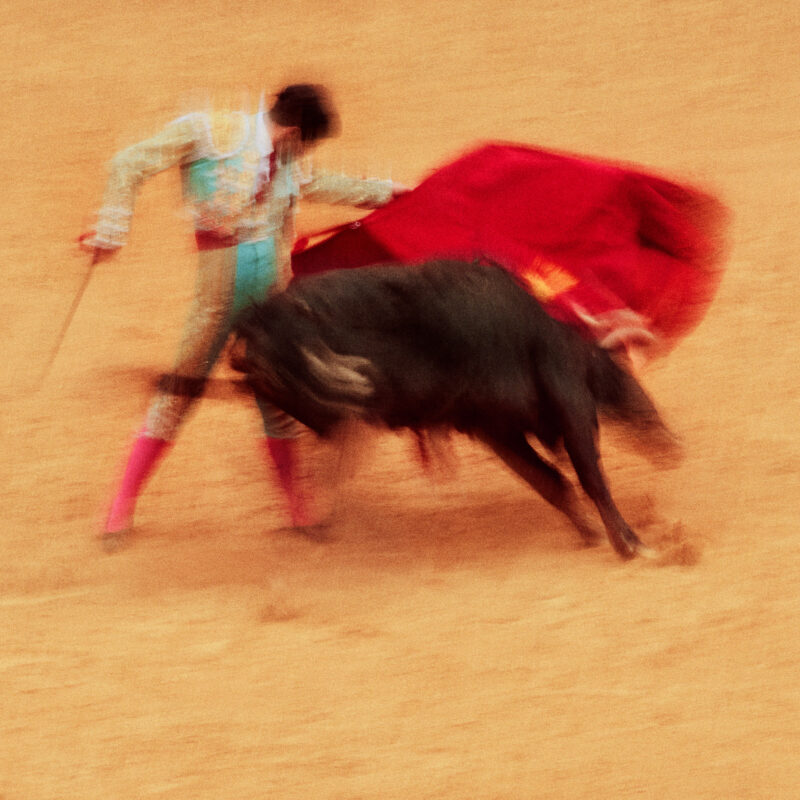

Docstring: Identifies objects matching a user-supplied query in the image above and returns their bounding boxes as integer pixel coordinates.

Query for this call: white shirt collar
[255,111,272,158]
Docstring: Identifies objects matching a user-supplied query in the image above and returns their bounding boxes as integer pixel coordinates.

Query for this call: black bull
[232,260,682,559]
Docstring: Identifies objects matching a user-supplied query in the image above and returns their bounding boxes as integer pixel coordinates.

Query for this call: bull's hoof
[608,528,646,560]
[612,534,657,560]
[633,541,658,559]
[578,535,602,550]
[577,524,603,547]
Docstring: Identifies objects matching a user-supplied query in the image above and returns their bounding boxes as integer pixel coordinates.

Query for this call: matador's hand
[77,231,119,264]
[390,182,412,198]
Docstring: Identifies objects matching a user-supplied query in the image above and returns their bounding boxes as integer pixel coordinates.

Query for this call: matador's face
[272,125,307,162]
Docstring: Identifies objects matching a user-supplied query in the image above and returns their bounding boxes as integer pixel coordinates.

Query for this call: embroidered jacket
[91,110,394,253]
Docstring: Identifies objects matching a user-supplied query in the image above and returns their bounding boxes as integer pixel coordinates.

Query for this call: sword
[38,241,108,388]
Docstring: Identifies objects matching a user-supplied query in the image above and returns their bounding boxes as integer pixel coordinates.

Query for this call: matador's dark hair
[269,83,340,143]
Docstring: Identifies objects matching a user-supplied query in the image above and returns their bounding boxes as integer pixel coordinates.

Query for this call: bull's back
[282,261,582,430]
[287,260,558,357]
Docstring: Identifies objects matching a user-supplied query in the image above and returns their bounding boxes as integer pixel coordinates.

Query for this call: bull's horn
[301,345,374,399]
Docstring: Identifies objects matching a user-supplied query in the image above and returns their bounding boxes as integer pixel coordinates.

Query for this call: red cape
[292,143,729,356]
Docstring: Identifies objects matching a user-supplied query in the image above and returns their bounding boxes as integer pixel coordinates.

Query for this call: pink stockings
[102,432,310,543]
[103,433,171,537]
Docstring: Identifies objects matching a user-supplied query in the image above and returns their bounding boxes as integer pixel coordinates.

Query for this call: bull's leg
[555,400,648,559]
[479,429,602,546]
[313,419,373,525]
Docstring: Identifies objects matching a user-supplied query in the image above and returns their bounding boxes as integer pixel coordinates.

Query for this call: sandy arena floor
[1,1,798,797]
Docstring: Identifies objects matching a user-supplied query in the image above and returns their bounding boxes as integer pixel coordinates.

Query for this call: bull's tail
[588,348,684,468]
